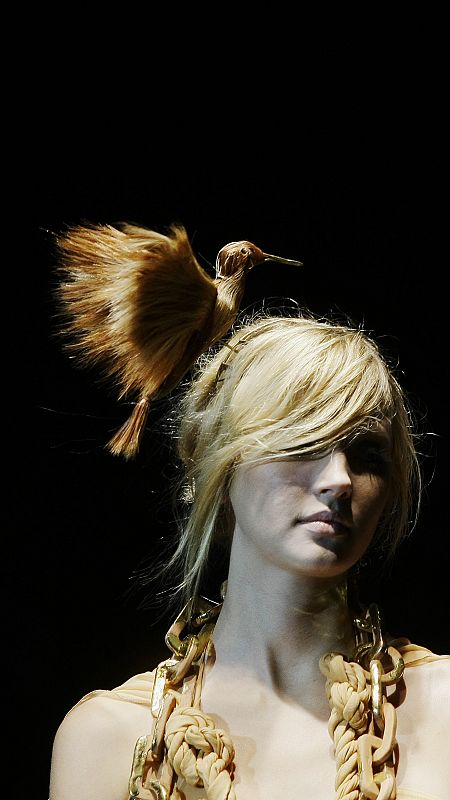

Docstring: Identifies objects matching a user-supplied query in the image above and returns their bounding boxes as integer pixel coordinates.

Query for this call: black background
[13,115,449,797]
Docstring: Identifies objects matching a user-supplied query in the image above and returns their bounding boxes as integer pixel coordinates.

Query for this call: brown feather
[56,222,219,457]
[56,222,217,400]
[107,397,151,459]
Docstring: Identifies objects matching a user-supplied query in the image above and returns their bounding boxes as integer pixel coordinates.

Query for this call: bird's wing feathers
[56,222,217,400]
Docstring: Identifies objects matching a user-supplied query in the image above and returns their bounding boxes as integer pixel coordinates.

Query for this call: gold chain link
[353,604,405,799]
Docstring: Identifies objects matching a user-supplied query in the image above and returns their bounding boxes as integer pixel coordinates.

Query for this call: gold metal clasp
[146,780,169,800]
[150,660,178,717]
[128,735,151,798]
[354,603,405,690]
[165,595,222,660]
[354,603,386,668]
[370,659,384,730]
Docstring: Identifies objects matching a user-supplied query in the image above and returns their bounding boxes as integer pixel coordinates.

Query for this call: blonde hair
[158,312,421,609]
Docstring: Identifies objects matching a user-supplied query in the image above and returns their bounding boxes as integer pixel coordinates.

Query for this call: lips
[296,510,350,535]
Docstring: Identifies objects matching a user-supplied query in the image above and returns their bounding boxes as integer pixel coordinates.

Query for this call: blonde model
[49,224,449,800]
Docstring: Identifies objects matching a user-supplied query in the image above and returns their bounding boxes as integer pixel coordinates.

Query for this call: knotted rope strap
[319,652,399,800]
[320,653,372,800]
[163,704,236,799]
[139,695,236,799]
[131,636,235,800]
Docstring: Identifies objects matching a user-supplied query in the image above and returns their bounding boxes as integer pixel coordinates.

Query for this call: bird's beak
[262,253,303,267]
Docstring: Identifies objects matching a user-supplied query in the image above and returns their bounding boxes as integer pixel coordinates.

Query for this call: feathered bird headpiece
[55,222,302,459]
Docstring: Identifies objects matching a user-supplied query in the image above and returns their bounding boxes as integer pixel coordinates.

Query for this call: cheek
[357,477,390,527]
[228,470,256,530]
[229,467,284,534]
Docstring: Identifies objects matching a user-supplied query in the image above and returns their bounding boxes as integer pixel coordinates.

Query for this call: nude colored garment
[66,642,449,800]
[68,670,156,713]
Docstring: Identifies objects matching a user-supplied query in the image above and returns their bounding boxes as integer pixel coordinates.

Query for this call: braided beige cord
[319,653,371,800]
[164,704,236,799]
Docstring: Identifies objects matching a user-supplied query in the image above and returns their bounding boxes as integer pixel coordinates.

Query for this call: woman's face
[228,425,392,578]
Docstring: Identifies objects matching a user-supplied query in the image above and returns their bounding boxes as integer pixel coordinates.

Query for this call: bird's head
[215,240,303,279]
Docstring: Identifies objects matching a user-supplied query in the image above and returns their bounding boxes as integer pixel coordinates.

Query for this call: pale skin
[50,429,450,799]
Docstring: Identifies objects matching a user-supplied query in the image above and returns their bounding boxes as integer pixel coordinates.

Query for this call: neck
[211,273,247,343]
[210,531,356,708]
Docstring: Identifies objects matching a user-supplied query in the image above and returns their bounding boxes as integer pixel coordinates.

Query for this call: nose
[313,449,352,501]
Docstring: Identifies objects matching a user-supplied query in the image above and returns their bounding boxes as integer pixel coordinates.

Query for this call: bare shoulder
[396,656,450,797]
[403,656,450,721]
[49,693,152,800]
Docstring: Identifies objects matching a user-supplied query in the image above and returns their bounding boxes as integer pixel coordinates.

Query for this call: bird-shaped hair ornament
[55,222,303,459]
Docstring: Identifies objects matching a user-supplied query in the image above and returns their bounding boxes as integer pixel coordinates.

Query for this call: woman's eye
[365,448,390,469]
[347,445,392,476]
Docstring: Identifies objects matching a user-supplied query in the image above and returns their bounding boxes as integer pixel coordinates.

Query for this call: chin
[283,541,360,577]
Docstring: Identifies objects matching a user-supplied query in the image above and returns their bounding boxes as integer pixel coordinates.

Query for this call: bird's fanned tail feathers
[55,222,217,457]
